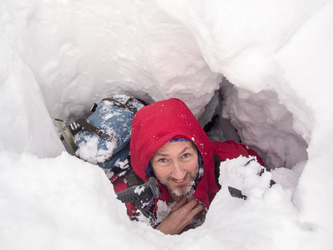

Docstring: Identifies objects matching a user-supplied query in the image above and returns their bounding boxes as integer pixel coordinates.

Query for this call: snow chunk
[218,156,272,199]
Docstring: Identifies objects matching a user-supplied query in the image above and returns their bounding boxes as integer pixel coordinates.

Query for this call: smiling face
[150,141,199,197]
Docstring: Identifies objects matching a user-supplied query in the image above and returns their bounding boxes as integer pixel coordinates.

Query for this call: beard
[160,165,199,197]
[169,178,195,196]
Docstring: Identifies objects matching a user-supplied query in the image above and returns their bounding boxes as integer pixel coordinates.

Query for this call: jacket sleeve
[212,140,264,166]
[110,173,140,219]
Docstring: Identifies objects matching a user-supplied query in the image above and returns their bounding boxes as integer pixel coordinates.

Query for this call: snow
[75,136,116,164]
[1,0,333,249]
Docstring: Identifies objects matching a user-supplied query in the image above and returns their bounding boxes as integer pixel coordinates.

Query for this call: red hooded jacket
[111,98,263,227]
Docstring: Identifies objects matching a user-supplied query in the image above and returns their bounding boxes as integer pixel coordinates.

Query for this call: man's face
[150,141,199,196]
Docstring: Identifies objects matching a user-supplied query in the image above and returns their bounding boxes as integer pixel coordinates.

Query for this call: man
[111,98,263,235]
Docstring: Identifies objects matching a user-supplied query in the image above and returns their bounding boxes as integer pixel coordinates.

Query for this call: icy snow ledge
[0,151,148,249]
[2,152,332,250]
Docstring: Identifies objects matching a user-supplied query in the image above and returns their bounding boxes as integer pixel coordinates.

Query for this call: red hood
[130,98,219,208]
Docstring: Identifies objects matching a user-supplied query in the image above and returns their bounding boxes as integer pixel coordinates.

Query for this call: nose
[171,161,186,180]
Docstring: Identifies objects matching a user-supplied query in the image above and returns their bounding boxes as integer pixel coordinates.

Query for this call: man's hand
[156,196,204,235]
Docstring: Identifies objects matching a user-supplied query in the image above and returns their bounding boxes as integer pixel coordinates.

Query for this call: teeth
[174,174,189,183]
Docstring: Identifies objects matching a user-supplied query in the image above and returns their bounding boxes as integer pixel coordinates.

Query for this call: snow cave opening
[199,77,309,172]
[62,77,309,177]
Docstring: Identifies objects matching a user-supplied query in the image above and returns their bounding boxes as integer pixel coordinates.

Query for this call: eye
[158,158,168,163]
[182,153,191,159]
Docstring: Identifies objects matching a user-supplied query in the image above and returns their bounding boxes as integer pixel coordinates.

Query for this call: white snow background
[1,0,333,249]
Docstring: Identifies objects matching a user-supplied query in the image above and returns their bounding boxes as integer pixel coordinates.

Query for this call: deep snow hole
[199,78,308,171]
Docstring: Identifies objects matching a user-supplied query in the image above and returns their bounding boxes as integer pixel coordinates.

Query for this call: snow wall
[1,1,333,249]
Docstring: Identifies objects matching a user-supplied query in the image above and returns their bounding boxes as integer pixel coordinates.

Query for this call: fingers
[171,195,187,212]
[186,199,204,217]
[156,198,204,235]
[174,197,204,216]
[184,198,202,209]
[179,199,204,228]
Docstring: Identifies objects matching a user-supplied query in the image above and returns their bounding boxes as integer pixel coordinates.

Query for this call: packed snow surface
[1,0,333,249]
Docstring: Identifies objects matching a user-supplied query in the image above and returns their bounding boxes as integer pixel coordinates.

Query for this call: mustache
[168,173,190,182]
